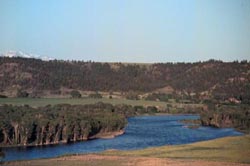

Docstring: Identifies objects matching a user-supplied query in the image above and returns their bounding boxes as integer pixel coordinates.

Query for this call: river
[3,115,243,161]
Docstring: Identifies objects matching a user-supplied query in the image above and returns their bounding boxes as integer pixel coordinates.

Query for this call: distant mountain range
[0,51,54,61]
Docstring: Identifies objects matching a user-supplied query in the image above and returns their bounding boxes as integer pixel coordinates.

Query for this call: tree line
[0,102,158,147]
[200,104,250,133]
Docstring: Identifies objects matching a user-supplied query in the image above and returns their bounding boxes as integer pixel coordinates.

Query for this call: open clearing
[0,97,168,108]
[0,97,202,108]
[103,135,250,163]
[5,135,250,166]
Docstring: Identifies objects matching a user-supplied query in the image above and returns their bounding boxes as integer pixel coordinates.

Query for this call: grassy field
[0,97,168,108]
[0,97,203,109]
[103,135,250,163]
[5,135,250,166]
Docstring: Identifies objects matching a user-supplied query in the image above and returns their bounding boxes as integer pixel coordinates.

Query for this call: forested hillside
[0,57,250,102]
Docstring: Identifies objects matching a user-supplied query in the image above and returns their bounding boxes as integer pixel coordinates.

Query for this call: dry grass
[103,135,250,163]
[6,154,250,166]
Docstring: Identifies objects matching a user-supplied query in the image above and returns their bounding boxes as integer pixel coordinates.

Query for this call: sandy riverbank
[89,130,125,139]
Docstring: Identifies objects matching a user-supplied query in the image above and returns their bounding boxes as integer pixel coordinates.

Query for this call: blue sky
[0,0,249,62]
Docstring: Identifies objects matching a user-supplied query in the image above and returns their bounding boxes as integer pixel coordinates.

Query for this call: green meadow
[102,135,250,163]
[0,97,168,108]
[0,97,204,110]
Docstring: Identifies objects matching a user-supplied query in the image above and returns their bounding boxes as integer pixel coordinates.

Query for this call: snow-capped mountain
[0,51,54,61]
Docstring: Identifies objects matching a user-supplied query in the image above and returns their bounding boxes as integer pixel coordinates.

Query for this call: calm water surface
[3,115,243,161]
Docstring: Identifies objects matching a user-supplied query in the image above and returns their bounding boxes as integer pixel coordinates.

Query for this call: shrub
[70,90,81,98]
[0,95,7,98]
[16,90,29,98]
[89,92,102,98]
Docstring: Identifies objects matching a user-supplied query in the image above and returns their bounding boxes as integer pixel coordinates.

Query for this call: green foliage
[145,93,170,102]
[0,97,171,108]
[166,104,172,108]
[0,103,126,146]
[200,104,250,133]
[70,90,81,98]
[0,103,158,146]
[146,106,158,113]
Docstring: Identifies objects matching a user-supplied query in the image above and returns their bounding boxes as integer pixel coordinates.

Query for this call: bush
[167,104,172,108]
[145,93,169,102]
[125,91,139,100]
[147,106,158,113]
[70,90,81,98]
[16,90,29,98]
[89,92,102,98]
[0,95,7,98]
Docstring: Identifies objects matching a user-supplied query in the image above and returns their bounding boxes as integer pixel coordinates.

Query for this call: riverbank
[5,135,250,166]
[89,130,125,139]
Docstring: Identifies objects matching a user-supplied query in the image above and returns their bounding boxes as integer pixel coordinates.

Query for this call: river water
[3,115,243,161]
